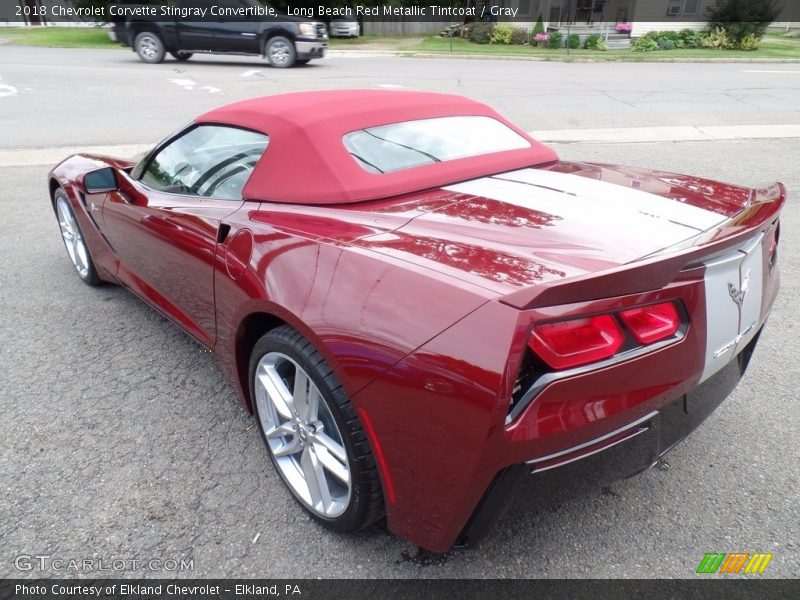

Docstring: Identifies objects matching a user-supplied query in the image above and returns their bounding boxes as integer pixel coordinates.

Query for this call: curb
[389,50,800,63]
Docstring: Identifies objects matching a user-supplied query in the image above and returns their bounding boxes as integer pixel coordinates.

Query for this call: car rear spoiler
[499,183,786,310]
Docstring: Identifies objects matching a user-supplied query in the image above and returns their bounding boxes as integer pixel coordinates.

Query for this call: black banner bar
[2,579,800,600]
[5,1,799,24]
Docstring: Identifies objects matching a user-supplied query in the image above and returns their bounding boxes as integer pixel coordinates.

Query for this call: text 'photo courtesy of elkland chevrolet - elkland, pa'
[1,0,799,593]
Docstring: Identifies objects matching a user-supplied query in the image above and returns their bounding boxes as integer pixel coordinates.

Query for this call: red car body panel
[48,92,784,552]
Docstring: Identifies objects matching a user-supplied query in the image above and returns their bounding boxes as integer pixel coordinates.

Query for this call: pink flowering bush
[616,22,632,33]
[534,33,550,42]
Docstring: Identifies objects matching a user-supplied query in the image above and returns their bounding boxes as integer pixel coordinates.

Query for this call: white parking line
[169,78,197,90]
[0,76,19,98]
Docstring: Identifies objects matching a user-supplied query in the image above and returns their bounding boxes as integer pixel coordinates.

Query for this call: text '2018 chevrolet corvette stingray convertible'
[49,90,784,552]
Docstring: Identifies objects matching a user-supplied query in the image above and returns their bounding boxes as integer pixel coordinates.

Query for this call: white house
[528,0,799,36]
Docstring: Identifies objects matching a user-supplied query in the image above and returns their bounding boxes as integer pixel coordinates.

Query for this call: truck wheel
[170,51,193,61]
[134,32,165,64]
[266,36,296,68]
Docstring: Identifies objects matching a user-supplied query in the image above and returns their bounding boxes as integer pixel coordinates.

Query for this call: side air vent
[507,350,546,420]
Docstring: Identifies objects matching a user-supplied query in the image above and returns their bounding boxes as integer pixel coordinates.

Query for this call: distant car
[48,90,784,552]
[108,0,327,67]
[329,17,359,38]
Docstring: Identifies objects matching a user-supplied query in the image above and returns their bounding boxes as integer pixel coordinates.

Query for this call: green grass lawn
[0,26,118,48]
[329,35,408,46]
[411,34,800,60]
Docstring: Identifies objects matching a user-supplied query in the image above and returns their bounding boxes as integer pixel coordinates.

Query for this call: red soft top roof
[196,89,558,205]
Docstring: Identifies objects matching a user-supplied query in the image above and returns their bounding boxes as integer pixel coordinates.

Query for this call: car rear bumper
[456,327,762,547]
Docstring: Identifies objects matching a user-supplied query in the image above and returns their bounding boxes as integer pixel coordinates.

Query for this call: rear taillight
[528,301,683,371]
[618,301,680,345]
[529,315,624,370]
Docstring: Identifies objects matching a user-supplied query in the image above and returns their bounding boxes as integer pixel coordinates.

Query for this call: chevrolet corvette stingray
[48,90,784,552]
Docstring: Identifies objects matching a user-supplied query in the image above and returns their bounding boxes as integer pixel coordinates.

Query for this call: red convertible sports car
[49,90,784,552]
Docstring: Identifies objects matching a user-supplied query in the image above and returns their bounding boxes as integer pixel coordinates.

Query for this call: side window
[141,125,269,200]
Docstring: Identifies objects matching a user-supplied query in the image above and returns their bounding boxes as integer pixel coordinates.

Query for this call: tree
[533,14,544,35]
[706,0,781,47]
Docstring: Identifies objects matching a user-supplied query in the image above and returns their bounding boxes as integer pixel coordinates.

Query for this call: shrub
[583,34,602,49]
[631,37,659,52]
[567,33,580,49]
[678,28,694,38]
[701,26,733,49]
[490,23,514,45]
[533,15,545,35]
[706,0,780,47]
[658,30,682,42]
[548,31,563,48]
[657,38,676,50]
[739,33,761,50]
[678,28,699,44]
[688,30,709,48]
[468,22,494,44]
[510,27,530,45]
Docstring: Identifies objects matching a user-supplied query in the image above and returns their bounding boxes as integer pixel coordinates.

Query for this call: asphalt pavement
[0,45,798,579]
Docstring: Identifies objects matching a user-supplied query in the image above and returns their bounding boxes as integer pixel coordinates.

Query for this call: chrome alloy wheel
[137,35,159,60]
[268,40,292,66]
[56,196,90,279]
[254,352,351,518]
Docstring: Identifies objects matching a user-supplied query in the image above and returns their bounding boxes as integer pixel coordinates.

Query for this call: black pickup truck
[109,0,328,68]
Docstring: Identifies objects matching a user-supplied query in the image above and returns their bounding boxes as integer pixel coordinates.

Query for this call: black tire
[249,325,385,531]
[294,58,310,66]
[170,51,193,61]
[265,36,296,68]
[53,188,102,287]
[134,31,166,64]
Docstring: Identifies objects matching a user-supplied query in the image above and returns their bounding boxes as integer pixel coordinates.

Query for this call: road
[0,46,798,579]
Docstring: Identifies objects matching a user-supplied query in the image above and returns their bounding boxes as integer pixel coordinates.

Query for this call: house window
[683,0,700,16]
[667,0,700,17]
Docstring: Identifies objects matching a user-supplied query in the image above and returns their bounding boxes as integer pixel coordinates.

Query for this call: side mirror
[82,167,118,194]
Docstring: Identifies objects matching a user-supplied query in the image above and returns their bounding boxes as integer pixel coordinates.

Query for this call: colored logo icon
[696,552,773,574]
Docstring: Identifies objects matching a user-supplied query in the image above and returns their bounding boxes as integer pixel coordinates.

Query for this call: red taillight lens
[618,301,680,345]
[529,314,624,370]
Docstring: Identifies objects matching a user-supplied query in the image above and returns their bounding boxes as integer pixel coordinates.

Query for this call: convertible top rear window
[343,116,531,174]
